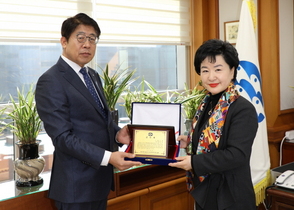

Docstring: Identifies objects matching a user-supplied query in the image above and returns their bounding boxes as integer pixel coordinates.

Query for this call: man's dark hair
[194,39,239,81]
[61,13,101,41]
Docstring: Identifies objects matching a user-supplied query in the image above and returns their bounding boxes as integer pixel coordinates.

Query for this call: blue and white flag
[235,0,271,205]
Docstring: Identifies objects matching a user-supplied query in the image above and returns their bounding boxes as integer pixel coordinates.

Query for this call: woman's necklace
[208,101,214,115]
[208,92,223,116]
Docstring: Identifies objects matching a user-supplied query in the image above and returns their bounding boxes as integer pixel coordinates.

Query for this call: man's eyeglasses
[76,34,98,44]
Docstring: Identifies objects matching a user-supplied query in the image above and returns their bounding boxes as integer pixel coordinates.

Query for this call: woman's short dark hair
[194,39,239,81]
[61,13,101,41]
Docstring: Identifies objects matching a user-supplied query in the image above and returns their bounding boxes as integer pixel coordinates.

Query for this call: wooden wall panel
[258,0,294,168]
[190,0,219,88]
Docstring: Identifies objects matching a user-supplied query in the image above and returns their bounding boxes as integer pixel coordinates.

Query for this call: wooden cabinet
[107,195,142,210]
[266,187,294,210]
[107,165,194,210]
[114,165,186,196]
[0,191,56,210]
[282,141,294,165]
[140,178,194,210]
[0,165,193,210]
[107,177,194,210]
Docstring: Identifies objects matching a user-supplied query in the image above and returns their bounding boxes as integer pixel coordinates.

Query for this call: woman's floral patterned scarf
[195,82,239,157]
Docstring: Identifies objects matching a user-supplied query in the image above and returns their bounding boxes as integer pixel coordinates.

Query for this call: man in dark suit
[35,13,141,210]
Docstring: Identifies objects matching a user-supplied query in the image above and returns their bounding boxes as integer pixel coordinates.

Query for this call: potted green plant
[99,64,137,124]
[0,96,5,119]
[173,82,205,134]
[178,82,205,120]
[122,78,165,119]
[0,84,45,187]
[122,79,205,122]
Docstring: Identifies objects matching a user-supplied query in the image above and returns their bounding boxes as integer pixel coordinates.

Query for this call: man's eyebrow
[76,32,97,36]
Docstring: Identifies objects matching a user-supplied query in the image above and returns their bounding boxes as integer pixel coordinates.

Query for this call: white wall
[279,0,294,110]
[219,0,242,40]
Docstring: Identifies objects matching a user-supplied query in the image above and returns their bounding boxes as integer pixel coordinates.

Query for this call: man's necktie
[80,67,107,119]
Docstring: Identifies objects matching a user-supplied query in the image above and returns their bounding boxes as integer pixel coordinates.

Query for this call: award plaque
[125,124,179,165]
[132,128,168,158]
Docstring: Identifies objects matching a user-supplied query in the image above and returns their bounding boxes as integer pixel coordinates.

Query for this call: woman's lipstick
[209,83,218,88]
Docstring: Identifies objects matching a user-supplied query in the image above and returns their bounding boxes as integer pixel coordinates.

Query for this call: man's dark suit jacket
[35,57,120,203]
[191,96,258,210]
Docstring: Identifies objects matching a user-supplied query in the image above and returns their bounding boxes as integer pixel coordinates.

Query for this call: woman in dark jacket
[169,39,258,210]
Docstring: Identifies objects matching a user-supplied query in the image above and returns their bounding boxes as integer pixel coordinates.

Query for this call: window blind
[0,0,191,45]
[94,0,191,45]
[0,0,92,41]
